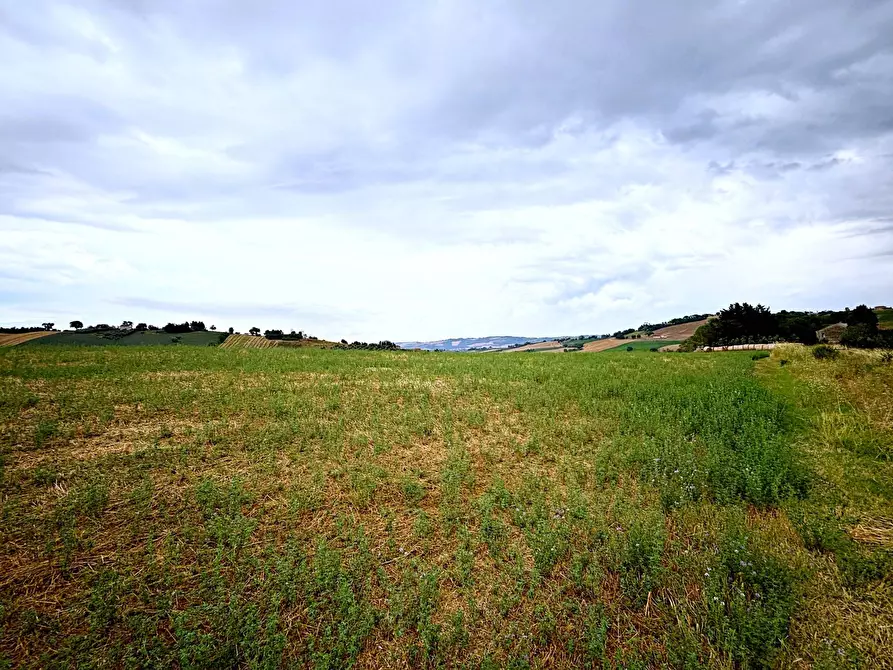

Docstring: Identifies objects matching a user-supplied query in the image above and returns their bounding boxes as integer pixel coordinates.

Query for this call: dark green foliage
[0,326,45,333]
[846,305,879,329]
[626,346,634,352]
[812,345,838,360]
[335,341,400,351]
[69,321,83,330]
[752,352,770,360]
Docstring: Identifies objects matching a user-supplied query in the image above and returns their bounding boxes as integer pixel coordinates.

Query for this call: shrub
[881,351,893,364]
[626,346,634,352]
[812,345,838,360]
[649,347,659,352]
[751,352,770,361]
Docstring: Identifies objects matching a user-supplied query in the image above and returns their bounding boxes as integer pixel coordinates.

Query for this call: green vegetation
[602,339,681,352]
[877,308,893,330]
[682,302,893,350]
[25,330,224,347]
[0,345,890,667]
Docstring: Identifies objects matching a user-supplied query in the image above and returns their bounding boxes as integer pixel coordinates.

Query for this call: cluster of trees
[0,325,52,334]
[334,340,400,351]
[163,321,209,334]
[683,303,890,350]
[262,329,319,341]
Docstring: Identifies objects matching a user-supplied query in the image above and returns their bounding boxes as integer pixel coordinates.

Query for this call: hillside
[220,335,336,350]
[25,330,225,347]
[398,336,554,351]
[0,331,55,347]
[877,307,893,330]
[649,318,710,340]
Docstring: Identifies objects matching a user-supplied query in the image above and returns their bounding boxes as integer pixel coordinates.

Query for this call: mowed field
[1,345,891,668]
[0,332,55,347]
[650,319,710,340]
[220,335,337,350]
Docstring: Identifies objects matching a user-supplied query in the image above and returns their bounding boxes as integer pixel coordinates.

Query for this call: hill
[0,331,56,347]
[650,318,710,340]
[877,307,893,330]
[24,330,225,347]
[220,335,336,350]
[398,336,554,351]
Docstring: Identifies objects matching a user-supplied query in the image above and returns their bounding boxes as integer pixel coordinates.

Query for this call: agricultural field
[0,345,891,668]
[221,335,337,350]
[0,332,55,348]
[877,308,893,330]
[601,340,683,353]
[25,330,225,347]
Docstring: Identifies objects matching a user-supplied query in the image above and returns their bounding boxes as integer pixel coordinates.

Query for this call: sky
[2,0,892,342]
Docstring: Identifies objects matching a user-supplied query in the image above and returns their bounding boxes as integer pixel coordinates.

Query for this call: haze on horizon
[2,0,892,342]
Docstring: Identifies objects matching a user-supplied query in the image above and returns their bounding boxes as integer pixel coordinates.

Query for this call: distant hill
[398,336,555,351]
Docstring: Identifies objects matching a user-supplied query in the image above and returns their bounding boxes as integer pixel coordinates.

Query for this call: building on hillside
[875,305,890,310]
[816,322,848,344]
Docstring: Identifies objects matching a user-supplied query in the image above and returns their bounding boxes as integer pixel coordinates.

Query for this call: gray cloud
[2,0,893,338]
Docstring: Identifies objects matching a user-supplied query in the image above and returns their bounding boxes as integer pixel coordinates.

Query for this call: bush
[812,345,838,360]
[626,346,634,352]
[649,347,659,352]
[751,352,770,361]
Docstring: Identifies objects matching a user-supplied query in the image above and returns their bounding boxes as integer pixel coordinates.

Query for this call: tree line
[682,303,890,350]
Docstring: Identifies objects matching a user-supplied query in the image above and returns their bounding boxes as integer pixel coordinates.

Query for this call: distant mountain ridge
[397,336,555,351]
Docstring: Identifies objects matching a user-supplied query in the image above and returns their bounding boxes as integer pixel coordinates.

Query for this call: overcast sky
[2,1,892,341]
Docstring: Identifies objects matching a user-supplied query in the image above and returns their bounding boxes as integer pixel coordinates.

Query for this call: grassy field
[0,345,891,668]
[26,330,226,347]
[601,341,683,353]
[877,309,893,330]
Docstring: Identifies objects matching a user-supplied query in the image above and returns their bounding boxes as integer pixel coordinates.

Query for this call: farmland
[0,332,55,347]
[25,330,225,347]
[0,345,891,668]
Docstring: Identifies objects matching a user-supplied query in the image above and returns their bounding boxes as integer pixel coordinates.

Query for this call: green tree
[42,322,54,330]
[249,327,260,336]
[846,304,879,329]
[69,320,83,330]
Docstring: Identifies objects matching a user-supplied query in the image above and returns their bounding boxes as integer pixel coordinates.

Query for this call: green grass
[877,308,893,330]
[26,330,226,347]
[0,345,889,667]
[602,339,682,352]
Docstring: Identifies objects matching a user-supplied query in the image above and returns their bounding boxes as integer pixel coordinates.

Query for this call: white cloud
[1,0,892,339]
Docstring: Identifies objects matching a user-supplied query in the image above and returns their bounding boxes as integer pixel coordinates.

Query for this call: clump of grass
[703,531,797,667]
[812,344,838,360]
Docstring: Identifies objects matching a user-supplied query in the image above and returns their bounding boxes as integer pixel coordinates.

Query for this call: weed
[812,345,838,360]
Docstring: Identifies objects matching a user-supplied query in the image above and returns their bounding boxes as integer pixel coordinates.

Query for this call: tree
[135,323,148,331]
[846,304,879,329]
[189,321,206,332]
[249,327,260,336]
[228,327,234,334]
[42,322,54,330]
[120,320,133,330]
[69,320,83,330]
[210,325,217,331]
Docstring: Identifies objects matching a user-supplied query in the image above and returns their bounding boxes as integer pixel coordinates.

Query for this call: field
[601,340,683,352]
[649,320,710,340]
[1,345,891,668]
[0,332,55,347]
[878,308,893,330]
[26,330,225,347]
[220,335,337,350]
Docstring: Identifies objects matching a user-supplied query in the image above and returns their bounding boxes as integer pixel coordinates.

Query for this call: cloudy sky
[2,0,892,341]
